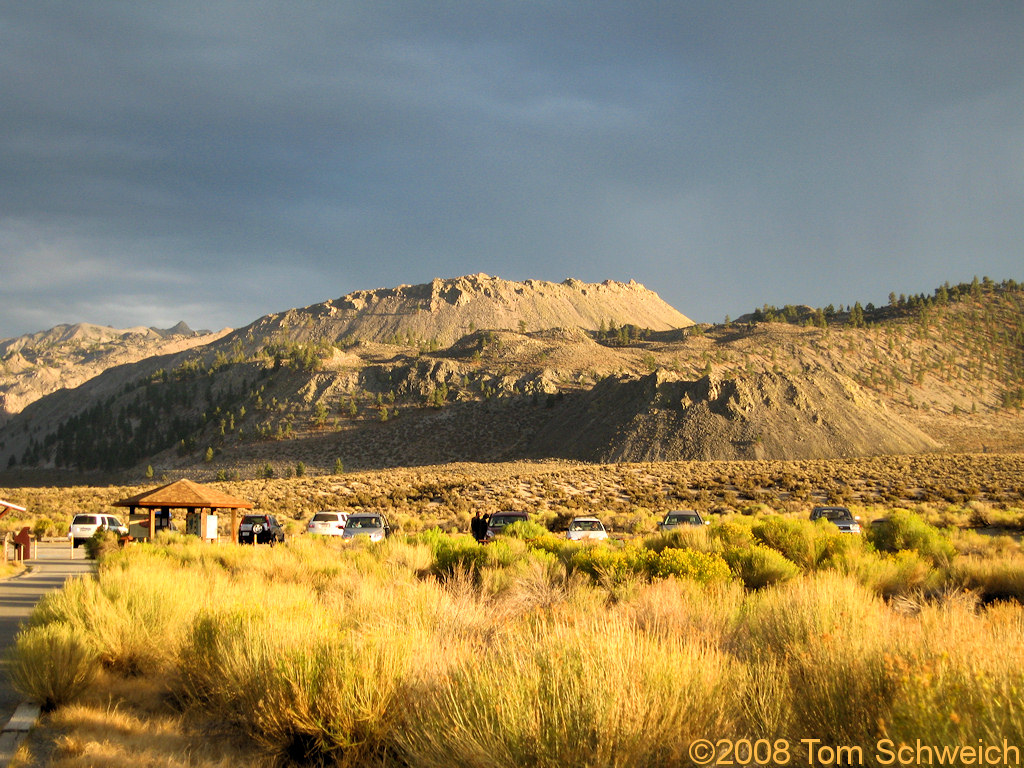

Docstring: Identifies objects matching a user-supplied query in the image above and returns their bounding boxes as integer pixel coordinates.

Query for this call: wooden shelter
[114,479,253,543]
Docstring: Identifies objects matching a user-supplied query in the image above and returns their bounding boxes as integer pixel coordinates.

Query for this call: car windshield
[72,515,98,525]
[242,516,266,525]
[107,517,124,527]
[571,520,601,531]
[490,515,524,528]
[667,514,699,524]
[820,509,853,521]
[348,517,381,529]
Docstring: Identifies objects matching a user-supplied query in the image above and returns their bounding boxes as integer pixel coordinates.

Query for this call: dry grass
[11,673,253,768]
[8,523,1024,768]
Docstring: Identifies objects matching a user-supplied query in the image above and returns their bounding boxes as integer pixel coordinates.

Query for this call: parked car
[306,510,349,536]
[341,513,391,542]
[658,510,708,532]
[810,505,861,534]
[566,516,609,541]
[484,511,529,541]
[238,514,286,545]
[68,514,129,547]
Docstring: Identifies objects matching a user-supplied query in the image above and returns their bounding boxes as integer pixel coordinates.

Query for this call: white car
[566,516,608,541]
[306,510,349,536]
[68,514,128,548]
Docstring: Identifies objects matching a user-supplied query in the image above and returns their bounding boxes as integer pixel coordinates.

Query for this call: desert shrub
[569,544,630,583]
[503,519,551,540]
[866,509,955,565]
[724,544,800,589]
[397,616,741,768]
[951,529,1021,558]
[623,578,744,643]
[734,573,906,744]
[643,526,716,555]
[379,536,435,576]
[29,553,211,675]
[652,548,732,585]
[567,542,693,586]
[483,537,523,569]
[886,597,1024,749]
[750,515,861,572]
[751,516,816,568]
[425,532,490,582]
[853,550,939,599]
[951,555,1024,603]
[709,518,756,549]
[812,520,864,568]
[84,528,120,560]
[8,622,99,710]
[176,608,410,767]
[492,557,591,618]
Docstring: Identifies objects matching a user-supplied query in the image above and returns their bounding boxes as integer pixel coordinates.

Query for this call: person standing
[471,510,485,542]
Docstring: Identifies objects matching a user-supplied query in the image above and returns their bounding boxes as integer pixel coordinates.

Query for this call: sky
[1,2,1022,338]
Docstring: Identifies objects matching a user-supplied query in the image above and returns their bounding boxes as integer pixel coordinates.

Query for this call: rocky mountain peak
[272,274,694,346]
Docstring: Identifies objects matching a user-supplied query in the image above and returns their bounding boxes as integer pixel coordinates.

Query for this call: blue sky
[1,2,1022,337]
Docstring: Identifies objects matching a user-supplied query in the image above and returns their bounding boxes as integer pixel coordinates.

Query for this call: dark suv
[484,511,529,541]
[238,514,286,545]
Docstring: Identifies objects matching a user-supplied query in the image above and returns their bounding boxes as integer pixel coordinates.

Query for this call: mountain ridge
[0,322,228,423]
[1,275,1021,477]
[230,274,693,353]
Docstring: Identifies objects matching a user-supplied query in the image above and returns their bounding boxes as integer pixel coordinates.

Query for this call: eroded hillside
[1,276,1021,477]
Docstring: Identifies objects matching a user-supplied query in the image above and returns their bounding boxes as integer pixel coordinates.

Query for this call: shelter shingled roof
[0,499,27,520]
[114,479,253,510]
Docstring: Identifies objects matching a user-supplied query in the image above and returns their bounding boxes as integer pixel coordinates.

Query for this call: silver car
[810,506,861,534]
[341,513,391,542]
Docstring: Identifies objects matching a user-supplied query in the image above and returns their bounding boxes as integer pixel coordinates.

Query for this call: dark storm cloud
[1,1,1022,337]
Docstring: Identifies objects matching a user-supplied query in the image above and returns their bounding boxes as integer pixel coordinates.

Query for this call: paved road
[0,542,93,724]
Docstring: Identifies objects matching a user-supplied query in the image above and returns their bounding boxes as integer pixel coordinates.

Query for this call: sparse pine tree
[850,301,865,328]
[334,458,344,474]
